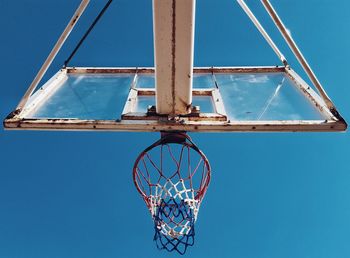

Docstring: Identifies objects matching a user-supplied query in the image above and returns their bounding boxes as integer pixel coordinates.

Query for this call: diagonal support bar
[237,0,288,66]
[260,0,336,112]
[64,0,113,67]
[16,0,90,112]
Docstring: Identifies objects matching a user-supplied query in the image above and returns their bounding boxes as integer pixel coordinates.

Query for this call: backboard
[4,66,346,132]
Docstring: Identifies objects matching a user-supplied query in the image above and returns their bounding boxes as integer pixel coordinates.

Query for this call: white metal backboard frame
[4,66,347,132]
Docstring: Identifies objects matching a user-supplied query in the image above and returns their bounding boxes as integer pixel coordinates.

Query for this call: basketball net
[133,132,211,254]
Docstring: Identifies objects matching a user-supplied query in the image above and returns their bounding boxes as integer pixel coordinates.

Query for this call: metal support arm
[260,0,337,113]
[16,0,90,112]
[237,0,288,66]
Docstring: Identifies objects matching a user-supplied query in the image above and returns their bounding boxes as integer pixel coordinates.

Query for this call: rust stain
[171,0,176,115]
[71,15,79,25]
[66,67,284,75]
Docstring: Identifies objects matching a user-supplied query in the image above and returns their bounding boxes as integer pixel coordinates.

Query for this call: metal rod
[16,0,90,112]
[64,0,113,67]
[260,0,335,110]
[237,0,288,66]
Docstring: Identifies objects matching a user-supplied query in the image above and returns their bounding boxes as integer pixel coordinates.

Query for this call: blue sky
[1,1,350,257]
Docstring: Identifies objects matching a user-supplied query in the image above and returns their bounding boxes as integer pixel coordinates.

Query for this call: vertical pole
[16,0,90,111]
[153,0,196,115]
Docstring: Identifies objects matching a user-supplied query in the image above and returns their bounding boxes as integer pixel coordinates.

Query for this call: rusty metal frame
[4,66,347,132]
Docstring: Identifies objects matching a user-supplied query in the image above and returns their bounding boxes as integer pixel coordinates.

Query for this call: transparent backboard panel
[136,74,214,89]
[135,95,215,113]
[216,73,326,120]
[136,75,155,88]
[135,96,154,113]
[193,74,215,88]
[193,96,215,113]
[26,72,326,121]
[28,74,133,120]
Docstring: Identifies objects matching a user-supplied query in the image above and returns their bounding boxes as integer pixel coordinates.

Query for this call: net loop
[133,132,211,254]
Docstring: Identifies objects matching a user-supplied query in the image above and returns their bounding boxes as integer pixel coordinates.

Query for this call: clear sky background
[1,0,350,257]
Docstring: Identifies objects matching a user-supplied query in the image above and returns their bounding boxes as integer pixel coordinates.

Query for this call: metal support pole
[16,0,90,112]
[237,0,288,66]
[153,0,196,115]
[260,0,335,111]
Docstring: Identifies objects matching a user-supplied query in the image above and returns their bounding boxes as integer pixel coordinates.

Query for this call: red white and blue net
[133,133,211,254]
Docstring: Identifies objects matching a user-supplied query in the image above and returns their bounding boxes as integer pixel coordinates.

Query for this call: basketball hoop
[133,132,211,254]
